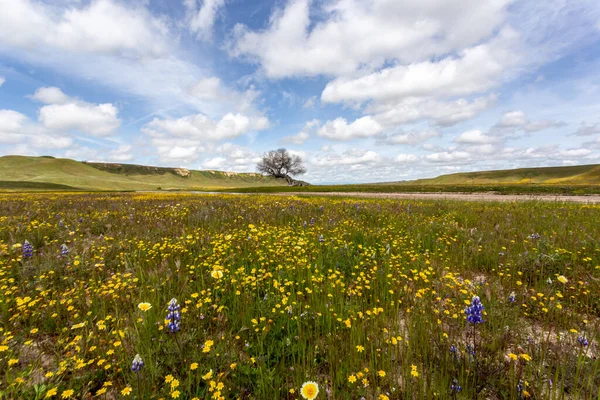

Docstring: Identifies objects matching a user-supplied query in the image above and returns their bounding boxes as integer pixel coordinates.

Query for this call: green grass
[218,183,600,195]
[0,155,286,191]
[408,164,600,185]
[0,193,598,399]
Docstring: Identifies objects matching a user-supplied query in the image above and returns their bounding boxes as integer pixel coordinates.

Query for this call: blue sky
[1,0,600,183]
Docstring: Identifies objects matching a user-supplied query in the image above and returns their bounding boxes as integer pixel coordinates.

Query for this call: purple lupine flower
[449,344,458,355]
[465,295,484,324]
[166,298,181,333]
[450,379,462,394]
[60,244,69,256]
[131,354,144,372]
[517,380,524,396]
[578,335,589,347]
[318,234,324,242]
[23,241,34,258]
[508,292,516,303]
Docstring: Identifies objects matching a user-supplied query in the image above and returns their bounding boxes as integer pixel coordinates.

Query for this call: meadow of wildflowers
[0,193,598,399]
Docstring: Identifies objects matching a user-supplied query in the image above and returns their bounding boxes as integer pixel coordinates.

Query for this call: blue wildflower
[465,295,484,324]
[23,240,33,258]
[508,292,516,303]
[166,298,181,333]
[450,379,462,394]
[60,244,69,256]
[318,234,324,242]
[517,380,524,396]
[131,354,144,372]
[578,335,589,347]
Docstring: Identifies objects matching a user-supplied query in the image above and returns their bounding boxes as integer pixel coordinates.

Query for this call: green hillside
[409,164,600,185]
[0,155,286,191]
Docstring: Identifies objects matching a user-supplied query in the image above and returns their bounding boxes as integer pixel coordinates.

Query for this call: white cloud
[455,130,501,145]
[31,87,71,105]
[302,96,317,109]
[425,151,471,163]
[142,113,269,162]
[559,148,592,157]
[39,102,120,137]
[108,145,133,162]
[318,116,383,141]
[0,110,28,137]
[200,143,262,172]
[0,76,4,87]
[230,0,510,78]
[572,122,600,136]
[368,95,495,128]
[189,77,224,100]
[143,113,256,142]
[395,153,418,163]
[498,111,527,127]
[377,130,440,146]
[321,28,518,105]
[29,86,121,137]
[310,149,382,167]
[0,0,170,58]
[522,120,566,132]
[0,109,73,149]
[495,110,565,133]
[202,157,227,169]
[186,0,227,42]
[281,119,319,145]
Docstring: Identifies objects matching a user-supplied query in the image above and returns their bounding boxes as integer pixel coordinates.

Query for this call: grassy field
[218,183,600,195]
[0,193,598,399]
[408,164,600,185]
[0,156,285,191]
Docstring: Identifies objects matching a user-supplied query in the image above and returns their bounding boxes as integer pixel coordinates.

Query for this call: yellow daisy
[300,381,319,399]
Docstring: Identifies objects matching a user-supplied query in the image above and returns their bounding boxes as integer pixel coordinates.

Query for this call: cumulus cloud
[230,0,510,78]
[498,111,527,127]
[317,116,383,141]
[281,119,319,145]
[368,95,495,128]
[321,28,518,105]
[186,0,227,42]
[494,110,565,133]
[201,143,262,172]
[0,0,169,58]
[0,76,4,87]
[30,87,71,105]
[29,87,121,137]
[142,113,269,162]
[0,109,73,149]
[425,151,471,164]
[454,130,501,145]
[39,103,120,137]
[572,122,600,136]
[377,130,440,146]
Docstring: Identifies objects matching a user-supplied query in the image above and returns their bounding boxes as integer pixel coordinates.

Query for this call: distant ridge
[0,155,287,191]
[406,164,600,185]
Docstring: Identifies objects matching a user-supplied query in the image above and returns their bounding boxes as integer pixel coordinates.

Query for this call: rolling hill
[408,164,600,185]
[0,155,286,191]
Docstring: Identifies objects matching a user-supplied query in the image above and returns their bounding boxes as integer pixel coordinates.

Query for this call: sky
[1,0,600,183]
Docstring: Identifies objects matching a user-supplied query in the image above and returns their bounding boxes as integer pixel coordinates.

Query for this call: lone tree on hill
[257,148,307,186]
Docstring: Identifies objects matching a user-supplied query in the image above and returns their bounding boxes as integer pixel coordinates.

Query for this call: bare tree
[257,148,307,185]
